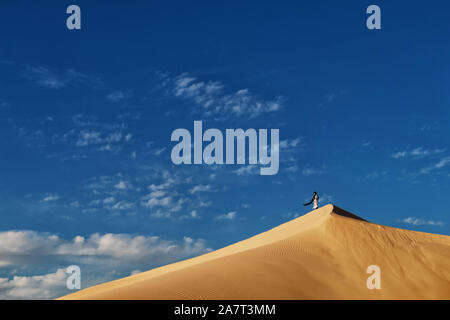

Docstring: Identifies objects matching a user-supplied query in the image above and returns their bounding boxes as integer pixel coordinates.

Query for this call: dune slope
[60,204,450,299]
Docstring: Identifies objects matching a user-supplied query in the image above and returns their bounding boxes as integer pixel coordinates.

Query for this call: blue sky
[0,0,449,298]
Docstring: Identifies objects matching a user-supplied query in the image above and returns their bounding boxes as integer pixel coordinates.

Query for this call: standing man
[304,192,319,210]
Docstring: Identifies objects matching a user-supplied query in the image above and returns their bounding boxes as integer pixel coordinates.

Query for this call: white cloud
[392,147,446,159]
[280,138,302,149]
[198,201,212,208]
[141,181,186,216]
[24,66,87,90]
[180,210,199,220]
[41,194,60,202]
[420,156,450,174]
[106,90,130,103]
[285,165,298,173]
[283,212,300,219]
[189,210,198,218]
[365,171,388,180]
[0,268,67,300]
[75,131,102,146]
[76,130,125,150]
[0,231,60,260]
[85,170,212,219]
[111,201,135,210]
[234,165,259,176]
[319,91,345,107]
[153,147,166,156]
[103,197,115,204]
[114,181,128,190]
[0,231,208,262]
[0,230,211,299]
[189,184,212,194]
[69,201,81,208]
[138,172,208,218]
[144,196,170,208]
[125,133,133,142]
[215,211,237,220]
[420,122,439,132]
[365,172,379,179]
[399,217,444,226]
[302,166,325,176]
[164,73,284,118]
[85,175,123,194]
[434,157,450,169]
[49,117,133,155]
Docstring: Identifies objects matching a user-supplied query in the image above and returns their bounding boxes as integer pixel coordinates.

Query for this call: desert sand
[60,204,450,299]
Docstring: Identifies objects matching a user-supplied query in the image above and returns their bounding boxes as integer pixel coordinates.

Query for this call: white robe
[313,195,318,209]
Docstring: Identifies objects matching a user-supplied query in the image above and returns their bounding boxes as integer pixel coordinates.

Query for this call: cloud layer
[399,217,444,227]
[163,73,284,119]
[0,230,211,299]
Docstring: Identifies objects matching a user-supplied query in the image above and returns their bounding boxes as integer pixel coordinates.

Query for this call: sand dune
[60,204,450,299]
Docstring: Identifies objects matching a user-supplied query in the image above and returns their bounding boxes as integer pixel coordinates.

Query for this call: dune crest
[60,204,450,299]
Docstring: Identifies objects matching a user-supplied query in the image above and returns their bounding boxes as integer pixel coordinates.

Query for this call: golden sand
[60,204,450,299]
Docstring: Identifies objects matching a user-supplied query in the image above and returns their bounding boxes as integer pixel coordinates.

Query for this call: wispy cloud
[153,147,166,156]
[420,156,450,174]
[278,137,305,173]
[106,90,131,103]
[82,170,207,219]
[391,147,445,159]
[189,184,212,194]
[280,138,303,149]
[319,90,346,107]
[234,165,259,176]
[399,217,444,226]
[283,211,300,219]
[111,201,135,210]
[365,171,388,180]
[114,181,128,190]
[75,130,123,148]
[23,66,87,89]
[215,211,237,220]
[162,73,284,119]
[419,122,439,132]
[41,194,60,203]
[179,210,200,220]
[141,179,187,217]
[302,165,326,176]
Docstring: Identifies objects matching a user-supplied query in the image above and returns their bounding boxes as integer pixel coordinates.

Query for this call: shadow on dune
[332,205,368,222]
